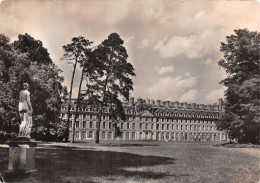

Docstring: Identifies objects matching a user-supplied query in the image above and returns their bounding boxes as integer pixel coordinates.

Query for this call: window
[89,121,93,128]
[172,125,174,130]
[121,123,123,129]
[156,124,159,130]
[75,131,79,139]
[90,115,92,119]
[132,123,135,129]
[103,122,106,129]
[83,121,86,128]
[76,121,79,128]
[109,122,112,129]
[151,124,154,130]
[162,124,164,130]
[88,131,93,139]
[140,123,142,130]
[145,123,148,130]
[127,123,130,129]
[82,131,86,139]
[167,124,169,130]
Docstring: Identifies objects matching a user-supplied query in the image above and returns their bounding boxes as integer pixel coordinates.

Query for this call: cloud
[179,89,198,102]
[205,87,226,103]
[153,35,204,59]
[158,66,175,75]
[147,74,197,100]
[138,39,149,48]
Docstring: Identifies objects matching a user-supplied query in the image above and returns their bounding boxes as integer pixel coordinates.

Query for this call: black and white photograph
[0,0,259,182]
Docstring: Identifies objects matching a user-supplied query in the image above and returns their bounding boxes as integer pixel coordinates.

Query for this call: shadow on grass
[35,146,175,182]
[0,146,176,182]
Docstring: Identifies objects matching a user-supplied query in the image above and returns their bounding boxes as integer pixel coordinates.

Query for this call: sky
[1,0,260,105]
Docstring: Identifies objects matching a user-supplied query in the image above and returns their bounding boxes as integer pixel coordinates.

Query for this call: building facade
[61,98,228,142]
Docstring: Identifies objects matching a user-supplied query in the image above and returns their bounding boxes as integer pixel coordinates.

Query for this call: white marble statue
[18,83,33,138]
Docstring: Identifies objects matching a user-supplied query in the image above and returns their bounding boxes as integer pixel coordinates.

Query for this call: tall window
[167,124,169,130]
[89,121,93,129]
[121,123,123,129]
[151,124,154,130]
[162,124,164,130]
[103,122,106,129]
[82,131,86,139]
[76,121,79,128]
[88,131,93,139]
[140,123,142,130]
[109,122,112,129]
[83,121,86,128]
[132,123,135,129]
[127,123,129,129]
[145,123,148,130]
[75,131,79,139]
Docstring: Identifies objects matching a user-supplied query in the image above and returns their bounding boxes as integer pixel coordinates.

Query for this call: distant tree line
[216,29,260,144]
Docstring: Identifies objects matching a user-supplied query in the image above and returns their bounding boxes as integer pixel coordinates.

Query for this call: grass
[0,141,259,183]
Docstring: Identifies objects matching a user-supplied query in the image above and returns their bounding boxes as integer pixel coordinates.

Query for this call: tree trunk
[65,59,78,142]
[95,110,102,143]
[71,70,84,143]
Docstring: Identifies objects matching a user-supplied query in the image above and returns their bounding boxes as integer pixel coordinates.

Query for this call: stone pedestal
[5,138,37,179]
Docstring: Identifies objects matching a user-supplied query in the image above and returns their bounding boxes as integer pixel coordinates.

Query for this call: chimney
[165,101,170,108]
[156,100,161,106]
[219,98,223,110]
[183,102,187,109]
[191,103,195,109]
[137,98,142,103]
[151,100,155,105]
[173,102,179,108]
[147,99,150,104]
[129,97,134,106]
[199,104,204,110]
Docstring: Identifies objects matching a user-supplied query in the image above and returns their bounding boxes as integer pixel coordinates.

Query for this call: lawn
[0,141,259,183]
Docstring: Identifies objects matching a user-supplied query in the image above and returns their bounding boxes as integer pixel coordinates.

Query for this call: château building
[61,98,228,142]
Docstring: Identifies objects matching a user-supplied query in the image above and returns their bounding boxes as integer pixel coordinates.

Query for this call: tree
[86,33,135,143]
[71,44,96,143]
[62,37,92,142]
[0,33,66,141]
[217,29,260,143]
[13,33,52,65]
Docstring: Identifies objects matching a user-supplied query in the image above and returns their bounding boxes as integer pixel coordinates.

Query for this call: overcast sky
[1,0,260,104]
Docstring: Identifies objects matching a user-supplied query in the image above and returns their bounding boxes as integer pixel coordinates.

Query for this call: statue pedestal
[5,138,37,179]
